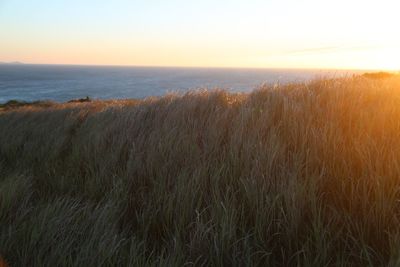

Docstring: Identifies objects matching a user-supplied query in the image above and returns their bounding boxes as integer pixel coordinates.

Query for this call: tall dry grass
[1,76,400,266]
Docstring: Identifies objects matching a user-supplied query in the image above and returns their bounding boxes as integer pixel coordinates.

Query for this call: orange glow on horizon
[1,0,399,70]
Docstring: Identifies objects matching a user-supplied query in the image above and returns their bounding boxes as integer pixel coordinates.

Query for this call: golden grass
[1,75,400,266]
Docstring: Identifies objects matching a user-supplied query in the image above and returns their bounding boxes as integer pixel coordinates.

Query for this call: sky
[0,0,399,70]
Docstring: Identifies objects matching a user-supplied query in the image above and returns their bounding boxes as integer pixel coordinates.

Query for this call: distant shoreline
[0,61,24,65]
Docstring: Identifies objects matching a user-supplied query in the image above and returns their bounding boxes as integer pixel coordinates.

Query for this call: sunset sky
[1,0,399,70]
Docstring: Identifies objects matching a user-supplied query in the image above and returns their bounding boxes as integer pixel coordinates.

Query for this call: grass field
[1,75,400,266]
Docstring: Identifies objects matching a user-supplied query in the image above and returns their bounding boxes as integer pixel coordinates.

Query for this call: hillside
[2,75,400,266]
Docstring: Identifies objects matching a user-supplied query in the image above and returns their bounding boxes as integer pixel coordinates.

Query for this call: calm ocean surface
[0,64,360,102]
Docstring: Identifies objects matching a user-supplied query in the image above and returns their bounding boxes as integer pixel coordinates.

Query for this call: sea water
[0,64,359,102]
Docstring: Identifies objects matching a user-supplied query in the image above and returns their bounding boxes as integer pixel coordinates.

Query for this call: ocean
[0,64,359,102]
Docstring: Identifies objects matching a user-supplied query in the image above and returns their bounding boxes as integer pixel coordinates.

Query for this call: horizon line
[0,61,386,72]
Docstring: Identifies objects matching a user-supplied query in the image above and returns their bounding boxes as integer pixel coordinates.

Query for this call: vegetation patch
[362,71,398,79]
[2,75,400,266]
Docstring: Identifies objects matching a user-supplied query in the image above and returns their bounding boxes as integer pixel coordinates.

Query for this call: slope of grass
[1,75,400,266]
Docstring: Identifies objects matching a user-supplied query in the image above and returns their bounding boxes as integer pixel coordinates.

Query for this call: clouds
[0,0,399,69]
[284,45,383,55]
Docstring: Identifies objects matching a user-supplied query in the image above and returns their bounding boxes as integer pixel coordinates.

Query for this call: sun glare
[374,46,400,70]
[0,0,399,70]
